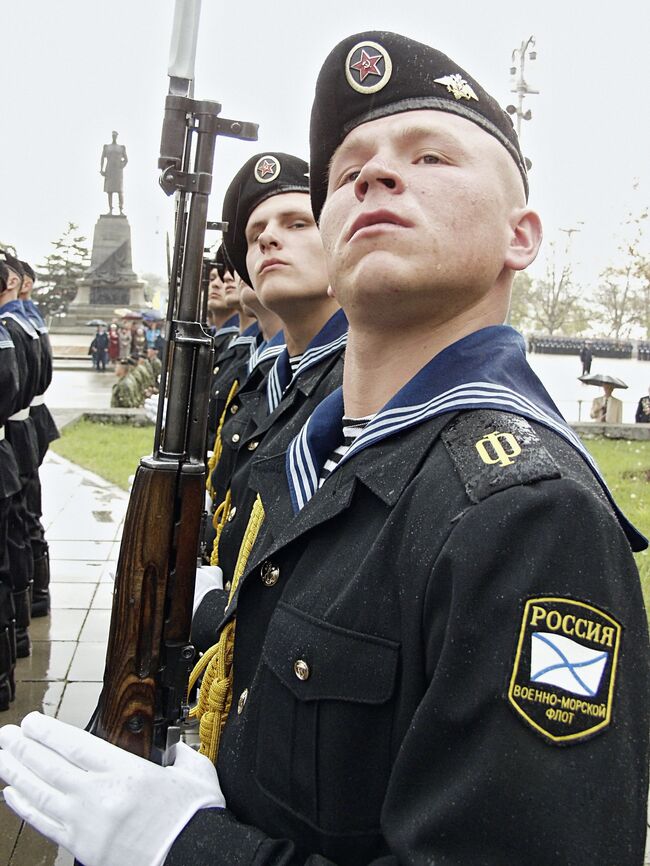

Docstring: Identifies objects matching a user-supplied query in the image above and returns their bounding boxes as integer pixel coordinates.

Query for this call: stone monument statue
[65,131,145,323]
[100,131,128,215]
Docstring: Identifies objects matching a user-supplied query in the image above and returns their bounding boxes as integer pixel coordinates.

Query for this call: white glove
[0,711,225,866]
[193,565,224,616]
[143,393,161,424]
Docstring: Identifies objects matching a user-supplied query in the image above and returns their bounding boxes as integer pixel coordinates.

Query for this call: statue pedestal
[66,214,146,326]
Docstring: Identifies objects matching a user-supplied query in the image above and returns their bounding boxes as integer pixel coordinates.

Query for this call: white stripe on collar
[267,331,347,414]
[1,312,39,339]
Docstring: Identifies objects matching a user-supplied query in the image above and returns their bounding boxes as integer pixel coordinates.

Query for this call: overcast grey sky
[2,0,648,290]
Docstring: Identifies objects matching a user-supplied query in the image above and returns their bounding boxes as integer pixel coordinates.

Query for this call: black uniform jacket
[193,351,345,653]
[209,348,286,508]
[24,300,59,460]
[0,302,40,479]
[0,326,21,500]
[169,410,650,866]
[207,327,261,448]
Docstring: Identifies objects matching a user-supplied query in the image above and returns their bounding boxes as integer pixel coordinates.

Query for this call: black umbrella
[578,373,628,389]
[85,319,108,327]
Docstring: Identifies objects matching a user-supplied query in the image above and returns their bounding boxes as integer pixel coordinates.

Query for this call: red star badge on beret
[257,158,277,179]
[350,49,382,82]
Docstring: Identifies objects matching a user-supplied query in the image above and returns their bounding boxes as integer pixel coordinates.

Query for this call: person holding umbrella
[87,322,109,372]
[581,373,627,423]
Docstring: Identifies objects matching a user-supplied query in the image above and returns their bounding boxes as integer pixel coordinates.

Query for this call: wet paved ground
[0,453,128,865]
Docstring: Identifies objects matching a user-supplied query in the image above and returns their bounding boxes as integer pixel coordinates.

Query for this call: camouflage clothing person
[110,360,142,408]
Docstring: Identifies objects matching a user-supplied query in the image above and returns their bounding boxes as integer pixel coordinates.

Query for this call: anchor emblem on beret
[434,73,479,101]
[345,40,392,94]
[254,155,281,184]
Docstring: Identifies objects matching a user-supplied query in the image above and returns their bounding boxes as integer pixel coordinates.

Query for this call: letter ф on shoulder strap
[93,0,258,768]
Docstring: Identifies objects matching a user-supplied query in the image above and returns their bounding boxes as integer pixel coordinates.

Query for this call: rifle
[93,0,258,766]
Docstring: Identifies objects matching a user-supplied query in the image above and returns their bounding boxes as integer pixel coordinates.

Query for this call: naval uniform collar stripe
[341,383,592,471]
[288,421,318,512]
[248,341,285,374]
[266,314,348,415]
[284,324,645,550]
[0,311,39,338]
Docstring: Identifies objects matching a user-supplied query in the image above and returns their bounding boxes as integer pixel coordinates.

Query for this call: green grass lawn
[51,419,154,490]
[580,437,650,613]
[50,421,650,617]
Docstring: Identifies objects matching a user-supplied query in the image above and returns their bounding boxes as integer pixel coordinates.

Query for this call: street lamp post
[506,36,539,140]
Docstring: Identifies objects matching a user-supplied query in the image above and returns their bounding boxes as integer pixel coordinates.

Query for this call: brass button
[230,403,239,414]
[237,688,248,714]
[231,433,240,444]
[294,659,310,681]
[213,365,219,374]
[247,440,259,451]
[260,561,280,586]
[224,580,232,592]
[227,506,237,522]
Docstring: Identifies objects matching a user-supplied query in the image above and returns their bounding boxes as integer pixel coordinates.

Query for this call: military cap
[309,31,528,221]
[214,243,233,279]
[20,261,36,281]
[222,152,309,286]
[0,250,24,279]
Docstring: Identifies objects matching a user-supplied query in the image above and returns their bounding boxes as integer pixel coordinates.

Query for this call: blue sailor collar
[22,299,47,332]
[0,300,39,338]
[267,308,348,414]
[214,314,240,337]
[286,325,646,551]
[0,323,13,349]
[228,321,261,358]
[247,329,285,375]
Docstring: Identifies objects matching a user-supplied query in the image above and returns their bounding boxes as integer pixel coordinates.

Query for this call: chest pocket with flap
[254,602,400,834]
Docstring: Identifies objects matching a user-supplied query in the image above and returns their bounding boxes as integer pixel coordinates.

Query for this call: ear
[504,208,543,271]
[327,284,337,299]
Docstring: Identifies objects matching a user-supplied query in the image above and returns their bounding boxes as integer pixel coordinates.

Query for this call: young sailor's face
[245,192,329,310]
[207,267,228,312]
[320,110,526,324]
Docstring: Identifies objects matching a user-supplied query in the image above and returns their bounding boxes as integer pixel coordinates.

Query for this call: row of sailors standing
[0,251,58,711]
[196,155,347,646]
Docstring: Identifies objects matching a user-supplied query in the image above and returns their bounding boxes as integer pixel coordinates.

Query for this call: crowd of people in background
[87,318,164,408]
[0,250,58,711]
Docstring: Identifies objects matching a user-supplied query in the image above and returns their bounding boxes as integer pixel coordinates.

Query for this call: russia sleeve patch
[508,597,621,744]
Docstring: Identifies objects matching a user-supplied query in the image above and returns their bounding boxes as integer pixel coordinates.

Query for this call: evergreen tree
[33,222,90,318]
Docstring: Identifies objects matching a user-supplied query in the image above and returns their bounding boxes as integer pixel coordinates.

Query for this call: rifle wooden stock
[95,464,203,759]
[90,0,257,772]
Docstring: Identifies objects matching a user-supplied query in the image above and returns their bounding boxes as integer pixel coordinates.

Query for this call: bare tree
[592,208,647,340]
[508,272,533,331]
[525,244,586,335]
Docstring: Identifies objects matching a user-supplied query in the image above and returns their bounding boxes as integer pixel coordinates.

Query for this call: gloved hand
[193,565,224,616]
[143,393,161,424]
[0,711,225,866]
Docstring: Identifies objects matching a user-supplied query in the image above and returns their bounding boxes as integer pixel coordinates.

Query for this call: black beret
[309,31,528,221]
[20,261,36,281]
[214,243,234,278]
[222,152,309,286]
[0,250,24,279]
